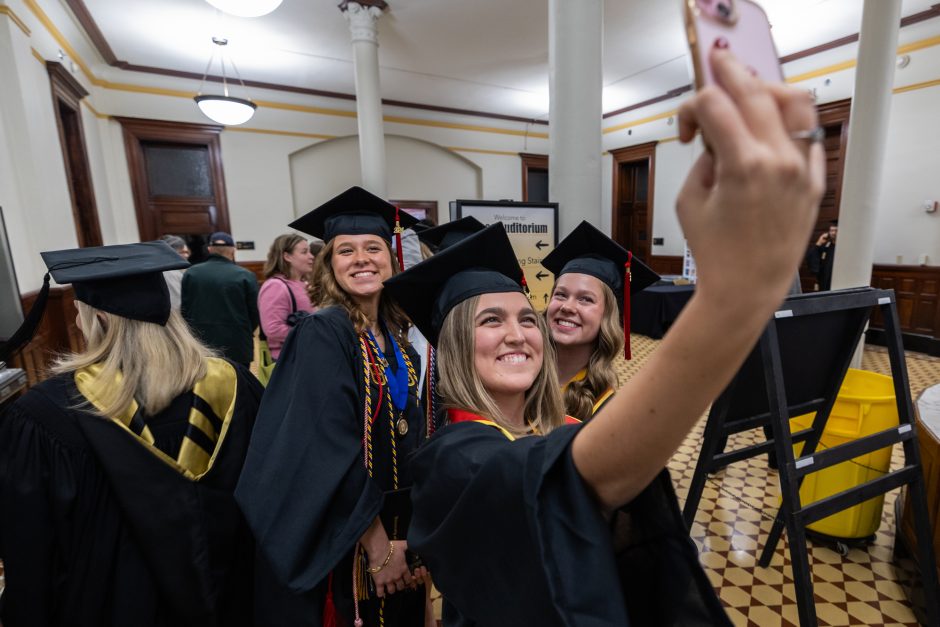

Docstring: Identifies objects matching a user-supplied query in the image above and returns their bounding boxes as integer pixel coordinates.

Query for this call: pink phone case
[685,0,783,89]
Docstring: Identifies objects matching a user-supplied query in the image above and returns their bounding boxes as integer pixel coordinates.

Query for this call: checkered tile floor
[618,337,940,626]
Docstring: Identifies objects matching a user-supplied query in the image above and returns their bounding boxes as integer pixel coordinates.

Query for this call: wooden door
[611,141,657,263]
[117,118,230,243]
[799,99,851,292]
[47,62,102,248]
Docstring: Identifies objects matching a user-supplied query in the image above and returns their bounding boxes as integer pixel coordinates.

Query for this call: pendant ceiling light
[205,0,283,18]
[193,37,257,126]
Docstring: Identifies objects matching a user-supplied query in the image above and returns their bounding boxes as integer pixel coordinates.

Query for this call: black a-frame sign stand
[681,287,940,627]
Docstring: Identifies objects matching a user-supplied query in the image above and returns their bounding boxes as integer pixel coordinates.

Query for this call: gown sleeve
[0,405,57,625]
[234,309,383,594]
[409,422,730,627]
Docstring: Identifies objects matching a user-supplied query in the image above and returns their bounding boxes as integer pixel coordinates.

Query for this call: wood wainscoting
[868,264,940,356]
[238,261,265,284]
[11,287,84,386]
[648,255,683,276]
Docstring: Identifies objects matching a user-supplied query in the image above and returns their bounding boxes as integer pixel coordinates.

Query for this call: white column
[830,0,901,365]
[548,0,603,236]
[342,2,388,197]
[832,0,901,290]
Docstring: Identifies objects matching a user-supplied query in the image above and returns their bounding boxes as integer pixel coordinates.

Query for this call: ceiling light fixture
[205,0,283,18]
[194,37,257,126]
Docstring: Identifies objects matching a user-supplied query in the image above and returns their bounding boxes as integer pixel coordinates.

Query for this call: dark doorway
[800,98,851,292]
[611,141,657,263]
[117,117,230,243]
[47,61,102,248]
[520,153,549,202]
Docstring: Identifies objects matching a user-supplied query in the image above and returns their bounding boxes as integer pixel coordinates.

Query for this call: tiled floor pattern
[616,337,940,626]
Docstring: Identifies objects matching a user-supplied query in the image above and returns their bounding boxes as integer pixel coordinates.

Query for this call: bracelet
[366,541,395,574]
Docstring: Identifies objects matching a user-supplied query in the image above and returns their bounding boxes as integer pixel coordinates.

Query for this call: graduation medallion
[397,418,409,436]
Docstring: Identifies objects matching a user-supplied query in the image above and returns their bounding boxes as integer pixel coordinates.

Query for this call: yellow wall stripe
[0,5,31,36]
[384,114,549,139]
[30,46,44,64]
[603,109,676,135]
[447,147,520,157]
[225,126,336,140]
[81,99,107,119]
[253,99,357,118]
[786,35,940,85]
[893,77,940,95]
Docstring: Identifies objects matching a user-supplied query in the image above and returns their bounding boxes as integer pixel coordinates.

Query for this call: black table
[630,284,695,339]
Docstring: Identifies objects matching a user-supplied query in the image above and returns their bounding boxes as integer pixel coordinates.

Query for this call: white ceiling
[80,0,937,121]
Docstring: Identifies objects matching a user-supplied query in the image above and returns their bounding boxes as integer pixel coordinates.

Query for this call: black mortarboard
[417,216,486,252]
[383,223,525,346]
[541,221,659,359]
[288,186,418,243]
[42,241,189,325]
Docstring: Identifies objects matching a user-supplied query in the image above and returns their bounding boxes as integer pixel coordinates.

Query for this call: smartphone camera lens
[717,2,731,18]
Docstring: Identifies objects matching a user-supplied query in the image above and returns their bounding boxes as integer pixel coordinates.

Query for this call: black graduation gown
[0,361,262,627]
[409,420,732,626]
[235,306,426,627]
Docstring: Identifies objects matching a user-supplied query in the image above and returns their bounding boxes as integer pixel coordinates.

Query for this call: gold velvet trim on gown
[74,357,238,480]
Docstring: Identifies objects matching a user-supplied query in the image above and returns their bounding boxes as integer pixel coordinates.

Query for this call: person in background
[181,232,260,367]
[258,234,316,360]
[806,219,838,291]
[160,234,191,309]
[385,48,824,626]
[0,241,262,627]
[541,220,657,421]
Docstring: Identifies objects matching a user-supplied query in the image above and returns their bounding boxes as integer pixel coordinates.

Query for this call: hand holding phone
[684,0,783,90]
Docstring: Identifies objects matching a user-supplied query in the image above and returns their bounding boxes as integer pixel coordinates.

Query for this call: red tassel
[394,204,405,272]
[623,252,632,360]
[323,573,338,627]
[520,270,530,296]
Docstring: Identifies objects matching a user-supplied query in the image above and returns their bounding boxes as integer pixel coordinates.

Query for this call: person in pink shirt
[258,234,316,359]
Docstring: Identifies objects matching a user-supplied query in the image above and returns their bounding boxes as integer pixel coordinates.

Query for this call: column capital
[339,1,387,44]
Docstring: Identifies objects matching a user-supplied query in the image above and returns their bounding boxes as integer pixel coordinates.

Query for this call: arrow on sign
[535,271,549,280]
[535,240,548,250]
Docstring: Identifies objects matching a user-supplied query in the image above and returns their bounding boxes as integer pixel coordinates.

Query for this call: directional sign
[455,200,558,311]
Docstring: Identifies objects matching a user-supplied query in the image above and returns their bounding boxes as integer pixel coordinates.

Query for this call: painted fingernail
[714,37,729,49]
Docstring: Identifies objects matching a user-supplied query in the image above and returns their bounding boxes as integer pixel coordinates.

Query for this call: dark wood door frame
[611,141,657,261]
[47,61,102,248]
[117,117,229,242]
[799,98,851,292]
[390,200,439,225]
[519,152,548,202]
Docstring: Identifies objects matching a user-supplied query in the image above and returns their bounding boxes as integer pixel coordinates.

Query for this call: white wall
[289,134,483,228]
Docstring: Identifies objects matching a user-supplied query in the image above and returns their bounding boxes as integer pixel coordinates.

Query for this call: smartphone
[684,0,783,89]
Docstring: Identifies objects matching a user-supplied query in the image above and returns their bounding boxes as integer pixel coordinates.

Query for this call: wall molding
[0,5,31,36]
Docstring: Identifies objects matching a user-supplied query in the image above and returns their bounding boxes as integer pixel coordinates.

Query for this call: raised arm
[572,48,825,510]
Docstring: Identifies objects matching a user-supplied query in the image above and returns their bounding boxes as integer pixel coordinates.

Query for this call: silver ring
[789,126,825,144]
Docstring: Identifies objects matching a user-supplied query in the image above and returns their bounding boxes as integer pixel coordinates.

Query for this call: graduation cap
[417,216,486,252]
[288,186,418,270]
[541,220,659,360]
[0,241,189,363]
[383,223,525,346]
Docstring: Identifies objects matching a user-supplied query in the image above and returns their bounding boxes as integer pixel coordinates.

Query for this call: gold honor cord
[74,357,238,480]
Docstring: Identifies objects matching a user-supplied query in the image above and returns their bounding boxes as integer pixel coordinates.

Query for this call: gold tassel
[355,545,371,601]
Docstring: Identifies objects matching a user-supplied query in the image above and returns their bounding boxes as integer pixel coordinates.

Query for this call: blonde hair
[264,233,308,279]
[308,237,411,339]
[558,281,622,421]
[53,302,215,417]
[437,294,565,438]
